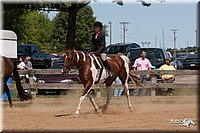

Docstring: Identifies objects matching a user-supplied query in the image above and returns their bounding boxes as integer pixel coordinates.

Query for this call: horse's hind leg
[100,82,112,112]
[4,83,13,108]
[87,91,100,113]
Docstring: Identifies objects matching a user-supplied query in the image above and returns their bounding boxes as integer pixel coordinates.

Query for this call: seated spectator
[159,58,176,96]
[18,57,26,70]
[132,50,153,96]
[25,56,33,69]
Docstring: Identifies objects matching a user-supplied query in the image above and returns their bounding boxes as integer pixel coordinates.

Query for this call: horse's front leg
[75,80,93,115]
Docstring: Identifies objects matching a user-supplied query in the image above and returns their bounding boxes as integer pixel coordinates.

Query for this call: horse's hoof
[75,110,80,117]
[129,107,134,112]
[100,104,107,111]
[95,108,102,114]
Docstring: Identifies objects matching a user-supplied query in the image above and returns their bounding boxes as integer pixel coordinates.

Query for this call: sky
[48,1,198,49]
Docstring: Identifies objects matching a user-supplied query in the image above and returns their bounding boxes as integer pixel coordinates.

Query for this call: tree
[3,1,123,50]
[50,12,69,53]
[75,6,96,50]
[3,4,30,42]
[20,11,51,52]
[50,5,96,52]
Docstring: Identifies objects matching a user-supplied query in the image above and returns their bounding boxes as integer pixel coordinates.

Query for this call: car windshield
[17,46,30,53]
[108,45,127,54]
[127,49,165,62]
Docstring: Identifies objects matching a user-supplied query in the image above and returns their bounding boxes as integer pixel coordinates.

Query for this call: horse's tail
[129,72,143,87]
[12,61,32,101]
[120,55,142,87]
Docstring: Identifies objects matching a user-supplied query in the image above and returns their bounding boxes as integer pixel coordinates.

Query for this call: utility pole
[171,29,178,58]
[159,39,161,48]
[109,21,112,45]
[195,29,198,52]
[186,41,189,53]
[162,29,165,48]
[155,36,157,48]
[120,23,122,44]
[120,21,129,44]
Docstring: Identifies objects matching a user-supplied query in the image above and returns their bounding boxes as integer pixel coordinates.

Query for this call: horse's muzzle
[62,67,70,75]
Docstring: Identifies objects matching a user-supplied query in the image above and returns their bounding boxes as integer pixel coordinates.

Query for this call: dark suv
[126,48,170,69]
[17,44,52,68]
[106,43,140,55]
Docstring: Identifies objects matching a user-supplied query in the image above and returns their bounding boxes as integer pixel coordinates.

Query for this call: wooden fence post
[28,75,37,98]
[151,76,156,96]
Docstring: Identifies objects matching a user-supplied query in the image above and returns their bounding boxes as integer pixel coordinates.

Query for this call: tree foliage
[20,11,51,52]
[50,5,96,52]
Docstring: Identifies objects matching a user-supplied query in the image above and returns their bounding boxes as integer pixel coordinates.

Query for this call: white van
[0,30,17,59]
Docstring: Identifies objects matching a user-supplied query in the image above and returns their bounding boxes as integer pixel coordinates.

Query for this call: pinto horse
[63,48,141,115]
[1,56,32,108]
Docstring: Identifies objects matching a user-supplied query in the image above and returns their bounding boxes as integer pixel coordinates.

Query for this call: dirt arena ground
[2,94,198,132]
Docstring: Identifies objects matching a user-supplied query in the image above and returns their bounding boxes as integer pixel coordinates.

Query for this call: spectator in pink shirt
[132,50,153,96]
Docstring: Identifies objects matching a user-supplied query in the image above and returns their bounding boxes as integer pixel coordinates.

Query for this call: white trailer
[0,30,17,58]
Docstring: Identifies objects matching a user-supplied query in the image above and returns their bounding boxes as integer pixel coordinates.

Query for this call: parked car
[126,48,170,69]
[167,51,174,61]
[106,43,140,55]
[36,63,80,95]
[171,59,183,69]
[176,53,189,60]
[17,44,52,68]
[37,63,80,83]
[182,53,200,69]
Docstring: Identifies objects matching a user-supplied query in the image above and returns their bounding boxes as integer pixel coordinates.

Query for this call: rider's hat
[94,21,103,30]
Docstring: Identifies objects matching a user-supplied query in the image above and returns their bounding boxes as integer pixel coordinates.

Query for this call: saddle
[90,53,104,69]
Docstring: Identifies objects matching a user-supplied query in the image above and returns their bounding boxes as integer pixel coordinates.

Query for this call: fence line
[8,69,199,97]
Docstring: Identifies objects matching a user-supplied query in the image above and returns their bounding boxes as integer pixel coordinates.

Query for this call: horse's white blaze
[65,55,68,59]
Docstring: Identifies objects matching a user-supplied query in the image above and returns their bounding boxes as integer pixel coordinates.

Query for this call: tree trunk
[66,5,78,49]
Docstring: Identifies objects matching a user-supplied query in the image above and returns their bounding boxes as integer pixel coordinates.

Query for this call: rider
[88,21,113,76]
